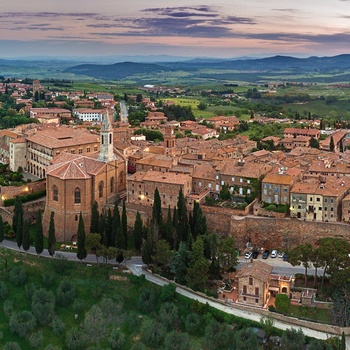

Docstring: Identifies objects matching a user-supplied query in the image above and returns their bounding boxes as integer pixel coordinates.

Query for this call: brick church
[43,113,126,242]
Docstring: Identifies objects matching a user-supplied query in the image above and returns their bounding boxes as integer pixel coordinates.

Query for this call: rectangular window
[263,189,267,195]
[247,189,251,195]
[331,199,334,203]
[231,177,235,182]
[325,198,328,203]
[331,207,334,212]
[243,297,246,301]
[208,183,212,188]
[255,299,259,303]
[239,188,243,195]
[310,197,313,201]
[247,180,250,184]
[87,147,91,153]
[243,285,247,293]
[94,146,98,152]
[317,197,320,202]
[249,277,253,286]
[318,207,322,211]
[240,178,243,183]
[78,148,82,154]
[221,181,224,186]
[198,182,202,187]
[70,150,75,154]
[274,187,279,193]
[216,175,219,180]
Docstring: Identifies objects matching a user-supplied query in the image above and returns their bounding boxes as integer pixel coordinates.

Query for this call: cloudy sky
[1,0,350,59]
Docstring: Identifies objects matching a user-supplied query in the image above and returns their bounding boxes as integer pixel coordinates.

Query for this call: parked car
[244,252,252,259]
[271,250,278,258]
[262,250,270,259]
[283,254,288,261]
[278,251,285,258]
[252,251,259,259]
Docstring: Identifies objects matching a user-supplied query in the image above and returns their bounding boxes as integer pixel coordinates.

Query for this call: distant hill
[64,54,350,81]
[64,61,174,80]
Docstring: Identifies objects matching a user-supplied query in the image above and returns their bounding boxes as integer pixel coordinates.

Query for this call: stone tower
[32,80,41,97]
[163,125,176,156]
[98,111,116,162]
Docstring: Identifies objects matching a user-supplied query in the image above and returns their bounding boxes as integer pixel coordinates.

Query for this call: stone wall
[124,203,350,251]
[0,198,45,225]
[0,180,46,205]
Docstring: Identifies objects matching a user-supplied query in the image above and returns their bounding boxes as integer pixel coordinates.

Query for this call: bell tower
[163,125,176,156]
[98,111,116,162]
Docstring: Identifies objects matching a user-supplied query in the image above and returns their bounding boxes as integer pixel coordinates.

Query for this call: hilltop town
[1,79,350,242]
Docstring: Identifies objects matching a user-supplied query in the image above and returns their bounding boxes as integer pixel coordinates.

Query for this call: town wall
[0,180,46,205]
[123,203,350,251]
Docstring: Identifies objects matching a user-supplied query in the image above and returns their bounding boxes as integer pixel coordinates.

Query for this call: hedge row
[4,190,46,207]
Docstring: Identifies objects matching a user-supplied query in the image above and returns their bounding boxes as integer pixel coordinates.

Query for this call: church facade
[42,114,126,242]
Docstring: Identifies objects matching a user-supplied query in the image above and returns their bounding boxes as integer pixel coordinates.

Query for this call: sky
[1,0,350,59]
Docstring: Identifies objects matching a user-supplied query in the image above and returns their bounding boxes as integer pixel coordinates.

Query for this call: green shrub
[108,328,126,349]
[56,279,75,306]
[4,300,14,317]
[160,283,176,302]
[29,331,44,348]
[3,342,21,350]
[138,288,157,314]
[0,281,8,300]
[9,266,27,286]
[4,190,46,207]
[9,311,36,337]
[42,272,56,287]
[51,317,65,335]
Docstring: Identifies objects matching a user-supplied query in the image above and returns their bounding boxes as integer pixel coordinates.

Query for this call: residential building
[284,128,320,139]
[236,261,273,307]
[73,108,105,122]
[30,108,71,124]
[290,176,350,222]
[127,170,192,208]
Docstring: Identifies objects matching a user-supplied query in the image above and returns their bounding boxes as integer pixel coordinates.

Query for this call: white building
[73,109,105,122]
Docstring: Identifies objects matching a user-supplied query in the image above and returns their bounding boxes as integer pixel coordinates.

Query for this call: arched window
[98,181,103,198]
[74,187,81,204]
[53,186,58,202]
[110,177,114,193]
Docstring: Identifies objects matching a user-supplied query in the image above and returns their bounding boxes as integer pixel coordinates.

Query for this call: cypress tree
[172,206,179,250]
[0,215,4,243]
[35,211,43,256]
[106,208,113,247]
[77,212,87,261]
[330,136,335,152]
[47,212,56,258]
[90,201,99,234]
[122,201,128,249]
[142,237,153,265]
[176,188,190,243]
[13,196,23,239]
[165,206,175,249]
[133,211,143,252]
[16,214,23,250]
[116,226,125,249]
[22,219,30,254]
[152,188,162,226]
[112,202,120,244]
[98,213,107,246]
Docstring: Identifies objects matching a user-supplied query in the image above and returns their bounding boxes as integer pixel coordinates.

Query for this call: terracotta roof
[262,173,293,186]
[26,127,99,149]
[236,261,273,282]
[129,170,191,185]
[46,153,105,179]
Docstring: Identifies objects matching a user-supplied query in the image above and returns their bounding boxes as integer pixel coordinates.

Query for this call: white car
[278,251,285,258]
[271,250,278,258]
[244,252,252,259]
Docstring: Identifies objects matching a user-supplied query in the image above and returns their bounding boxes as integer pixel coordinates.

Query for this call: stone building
[236,261,273,307]
[14,125,100,177]
[43,114,126,242]
[290,176,350,222]
[127,170,192,208]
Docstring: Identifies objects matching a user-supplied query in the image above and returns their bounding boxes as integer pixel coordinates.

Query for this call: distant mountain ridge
[64,54,350,80]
